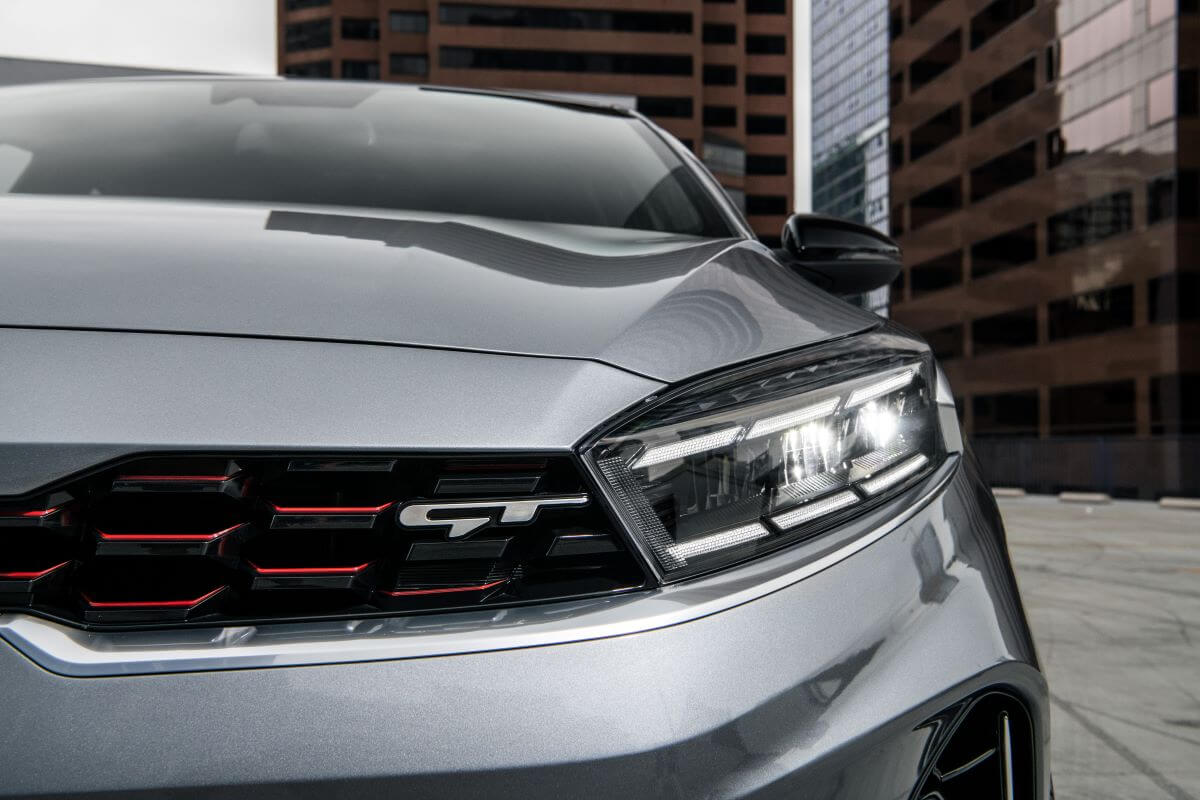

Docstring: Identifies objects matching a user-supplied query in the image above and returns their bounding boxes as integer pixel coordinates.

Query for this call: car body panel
[0,328,662,496]
[0,194,878,383]
[0,458,1048,799]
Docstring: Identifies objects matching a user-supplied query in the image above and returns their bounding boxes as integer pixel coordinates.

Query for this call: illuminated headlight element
[588,354,944,580]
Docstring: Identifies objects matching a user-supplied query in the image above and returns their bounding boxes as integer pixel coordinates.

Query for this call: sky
[0,0,275,74]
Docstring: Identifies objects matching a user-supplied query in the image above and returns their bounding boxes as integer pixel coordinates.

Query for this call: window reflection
[1058,0,1131,77]
[1047,191,1133,254]
[1048,92,1132,166]
[1047,285,1134,341]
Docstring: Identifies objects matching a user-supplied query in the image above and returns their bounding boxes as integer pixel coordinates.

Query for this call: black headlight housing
[584,331,959,582]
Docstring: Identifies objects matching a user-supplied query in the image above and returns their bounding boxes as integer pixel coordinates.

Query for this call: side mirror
[774,213,902,295]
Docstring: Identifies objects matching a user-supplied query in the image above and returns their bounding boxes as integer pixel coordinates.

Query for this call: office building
[888,0,1198,495]
[810,0,891,232]
[278,0,796,245]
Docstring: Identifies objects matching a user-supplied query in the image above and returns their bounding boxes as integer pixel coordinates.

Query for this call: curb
[1159,497,1200,510]
[1058,491,1111,504]
[992,487,1027,498]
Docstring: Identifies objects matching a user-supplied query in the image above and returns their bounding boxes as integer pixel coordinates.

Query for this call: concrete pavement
[1001,495,1200,800]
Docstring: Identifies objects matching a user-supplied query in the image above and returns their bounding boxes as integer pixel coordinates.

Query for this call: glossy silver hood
[0,195,878,382]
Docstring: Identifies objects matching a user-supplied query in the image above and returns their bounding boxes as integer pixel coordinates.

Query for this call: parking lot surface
[1001,495,1200,800]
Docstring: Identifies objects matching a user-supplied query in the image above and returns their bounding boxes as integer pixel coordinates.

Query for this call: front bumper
[0,454,1048,799]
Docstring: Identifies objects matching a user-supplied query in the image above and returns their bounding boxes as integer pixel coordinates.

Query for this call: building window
[703,105,737,126]
[910,0,944,24]
[909,250,963,295]
[746,73,786,94]
[970,140,1036,203]
[437,4,692,33]
[1047,191,1133,254]
[1045,129,1068,169]
[1058,0,1132,77]
[341,59,380,80]
[925,324,964,361]
[974,391,1039,437]
[745,34,786,54]
[748,0,787,12]
[1151,373,1200,434]
[703,133,745,176]
[1148,71,1175,126]
[973,306,1038,354]
[890,6,904,39]
[746,154,787,175]
[910,103,961,161]
[703,64,737,85]
[1047,285,1134,341]
[910,177,962,229]
[891,138,905,169]
[971,223,1036,279]
[285,0,329,9]
[1050,380,1136,436]
[1047,92,1133,170]
[390,53,429,76]
[1180,69,1200,116]
[746,114,786,134]
[1148,273,1200,324]
[341,17,379,40]
[746,195,789,214]
[284,60,332,78]
[703,23,737,43]
[439,47,692,75]
[389,11,429,33]
[970,0,1035,49]
[890,71,904,107]
[970,58,1035,126]
[637,96,693,118]
[891,203,905,236]
[285,18,332,52]
[1148,173,1177,223]
[909,30,961,92]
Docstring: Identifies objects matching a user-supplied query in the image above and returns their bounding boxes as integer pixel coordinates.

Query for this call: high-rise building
[888,0,1198,496]
[810,0,891,233]
[278,0,796,245]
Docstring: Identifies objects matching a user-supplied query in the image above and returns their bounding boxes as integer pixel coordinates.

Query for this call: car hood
[0,195,879,383]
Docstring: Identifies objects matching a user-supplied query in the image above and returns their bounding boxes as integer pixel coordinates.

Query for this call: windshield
[0,80,735,237]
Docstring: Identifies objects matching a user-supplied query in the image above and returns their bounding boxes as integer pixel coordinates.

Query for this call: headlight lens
[587,352,945,580]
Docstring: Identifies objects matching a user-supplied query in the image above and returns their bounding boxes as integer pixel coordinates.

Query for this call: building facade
[811,0,891,234]
[278,0,795,245]
[888,0,1198,496]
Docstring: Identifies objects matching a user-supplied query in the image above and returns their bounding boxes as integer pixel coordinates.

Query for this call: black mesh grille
[0,454,646,629]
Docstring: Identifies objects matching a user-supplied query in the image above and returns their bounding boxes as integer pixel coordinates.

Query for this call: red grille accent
[0,562,70,580]
[269,503,392,514]
[1,508,62,518]
[0,454,644,628]
[381,579,508,596]
[96,524,245,543]
[82,586,227,609]
[249,562,372,576]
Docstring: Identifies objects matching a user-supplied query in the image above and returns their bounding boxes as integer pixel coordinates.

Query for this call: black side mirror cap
[773,213,902,295]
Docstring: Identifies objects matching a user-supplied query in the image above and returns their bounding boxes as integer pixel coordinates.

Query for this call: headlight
[586,345,949,581]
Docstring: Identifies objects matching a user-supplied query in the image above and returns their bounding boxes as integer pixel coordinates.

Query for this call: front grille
[0,454,647,629]
[913,690,1037,800]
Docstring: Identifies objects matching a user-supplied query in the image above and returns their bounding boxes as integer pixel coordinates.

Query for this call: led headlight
[587,348,949,580]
